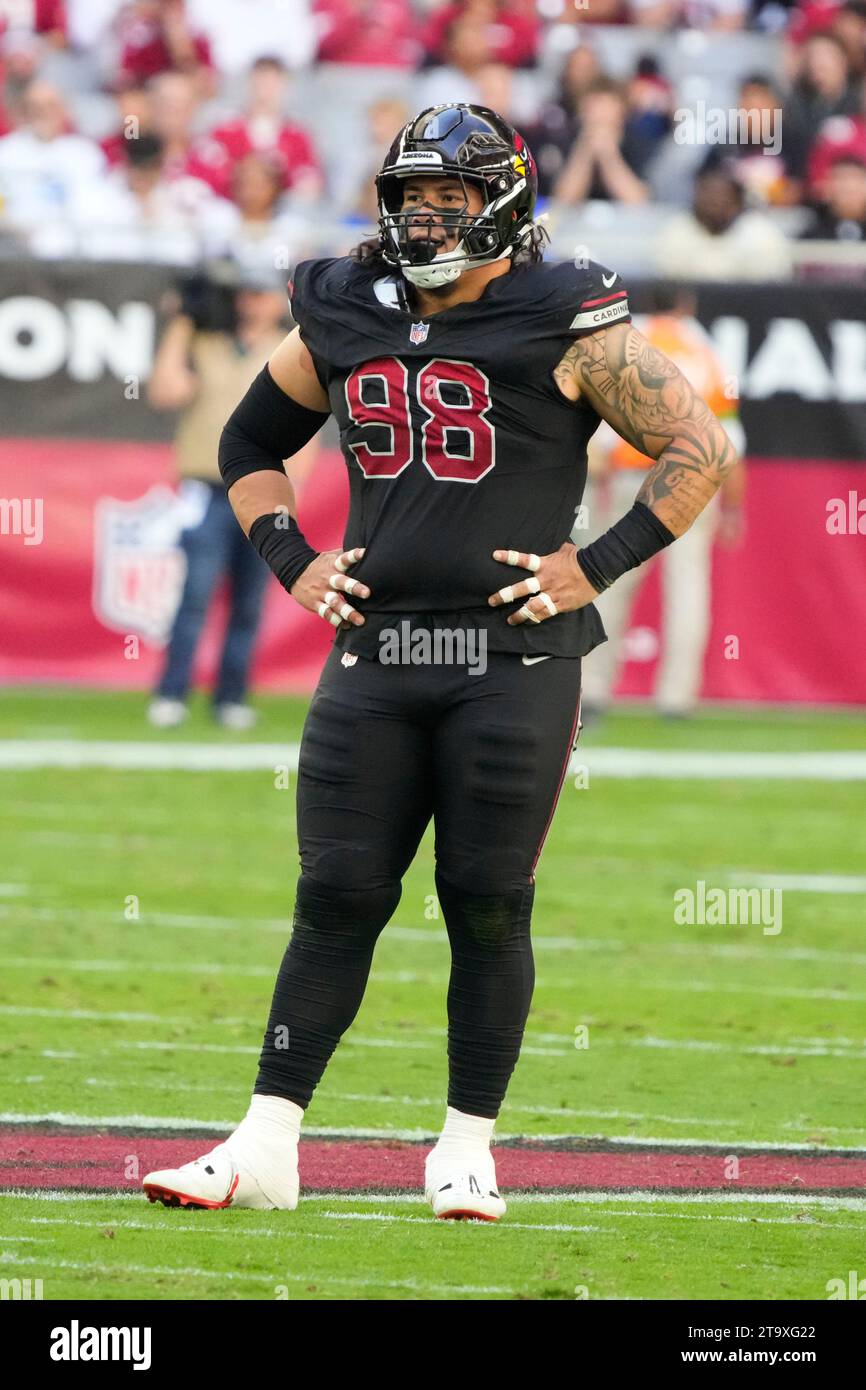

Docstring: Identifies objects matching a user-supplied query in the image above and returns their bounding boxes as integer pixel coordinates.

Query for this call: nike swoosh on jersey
[522,654,553,665]
[602,272,617,288]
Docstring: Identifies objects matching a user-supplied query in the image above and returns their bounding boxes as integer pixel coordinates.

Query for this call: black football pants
[255,643,582,1119]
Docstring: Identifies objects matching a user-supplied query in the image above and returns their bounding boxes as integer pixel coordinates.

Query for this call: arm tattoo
[555,323,738,535]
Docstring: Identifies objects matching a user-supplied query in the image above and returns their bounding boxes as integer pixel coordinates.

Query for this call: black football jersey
[289,254,632,658]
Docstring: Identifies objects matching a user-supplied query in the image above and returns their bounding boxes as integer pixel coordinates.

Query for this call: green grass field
[1,689,865,1300]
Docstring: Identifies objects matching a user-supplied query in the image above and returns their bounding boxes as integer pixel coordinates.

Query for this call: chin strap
[402,260,465,290]
[401,242,514,291]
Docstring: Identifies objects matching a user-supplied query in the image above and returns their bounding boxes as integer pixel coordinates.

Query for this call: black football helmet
[375,104,538,289]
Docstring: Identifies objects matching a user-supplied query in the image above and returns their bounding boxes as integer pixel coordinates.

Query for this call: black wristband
[248,512,319,595]
[576,501,675,592]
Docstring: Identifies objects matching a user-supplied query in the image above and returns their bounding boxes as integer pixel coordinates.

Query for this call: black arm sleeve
[218,362,330,493]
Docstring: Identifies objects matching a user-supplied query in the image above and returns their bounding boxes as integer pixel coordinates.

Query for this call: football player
[143,105,737,1220]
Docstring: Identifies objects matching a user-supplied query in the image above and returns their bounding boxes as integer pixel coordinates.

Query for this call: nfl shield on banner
[92,486,187,644]
[410,321,429,345]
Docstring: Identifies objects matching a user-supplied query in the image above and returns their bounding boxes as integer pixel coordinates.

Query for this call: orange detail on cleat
[143,1172,240,1210]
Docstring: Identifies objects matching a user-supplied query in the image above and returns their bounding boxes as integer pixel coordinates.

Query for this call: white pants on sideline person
[575,470,719,715]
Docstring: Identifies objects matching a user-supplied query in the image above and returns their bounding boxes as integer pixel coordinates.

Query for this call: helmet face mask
[375,104,537,290]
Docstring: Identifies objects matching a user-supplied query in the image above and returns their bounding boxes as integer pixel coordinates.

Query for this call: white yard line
[0,957,276,978]
[25,1217,336,1241]
[2,1110,865,1153]
[0,1192,143,1202]
[627,1036,866,1059]
[2,1189,865,1213]
[5,1001,864,1059]
[0,1251,514,1297]
[4,904,866,971]
[2,739,866,779]
[320,1210,866,1232]
[4,957,865,1002]
[316,1191,866,1211]
[15,1072,866,1137]
[322,1212,603,1232]
[656,980,866,1003]
[724,873,866,894]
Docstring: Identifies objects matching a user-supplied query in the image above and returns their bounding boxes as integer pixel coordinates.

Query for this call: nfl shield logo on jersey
[409,321,429,345]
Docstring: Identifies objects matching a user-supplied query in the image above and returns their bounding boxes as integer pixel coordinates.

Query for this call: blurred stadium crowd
[2,0,866,279]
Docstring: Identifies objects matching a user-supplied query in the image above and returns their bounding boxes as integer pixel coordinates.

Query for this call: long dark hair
[350,221,551,271]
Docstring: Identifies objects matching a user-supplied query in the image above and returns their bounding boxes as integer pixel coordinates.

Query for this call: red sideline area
[3,1131,866,1193]
[1,442,866,702]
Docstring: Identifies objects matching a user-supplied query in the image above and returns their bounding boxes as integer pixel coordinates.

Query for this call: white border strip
[2,740,866,780]
[2,1111,865,1154]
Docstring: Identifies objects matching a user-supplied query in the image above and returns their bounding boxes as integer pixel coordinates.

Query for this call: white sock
[224,1094,303,1171]
[431,1106,496,1161]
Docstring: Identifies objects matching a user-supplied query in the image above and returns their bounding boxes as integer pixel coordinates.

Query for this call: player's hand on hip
[488,543,600,626]
[291,547,370,629]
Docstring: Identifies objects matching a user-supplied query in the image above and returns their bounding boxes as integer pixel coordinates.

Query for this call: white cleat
[424,1148,506,1222]
[147,698,187,729]
[142,1142,298,1211]
[213,702,258,730]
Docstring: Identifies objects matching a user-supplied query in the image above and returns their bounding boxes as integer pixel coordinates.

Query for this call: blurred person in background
[147,262,311,730]
[219,150,314,274]
[654,170,793,278]
[784,31,859,178]
[0,27,44,131]
[541,0,630,28]
[192,55,321,205]
[416,12,496,109]
[313,0,419,67]
[113,0,214,99]
[415,27,527,124]
[346,96,411,221]
[146,70,208,182]
[0,77,105,237]
[831,1,866,78]
[99,76,154,167]
[474,62,517,121]
[554,76,652,205]
[578,283,746,720]
[67,130,236,261]
[419,0,539,70]
[140,68,253,234]
[676,0,749,28]
[624,56,672,146]
[699,74,802,206]
[0,1,68,45]
[187,0,316,74]
[787,0,866,58]
[807,70,866,198]
[523,42,602,196]
[801,150,866,234]
[64,0,127,55]
[787,0,848,44]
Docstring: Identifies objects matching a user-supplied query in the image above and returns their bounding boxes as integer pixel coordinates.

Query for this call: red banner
[1,441,865,703]
[615,459,866,704]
